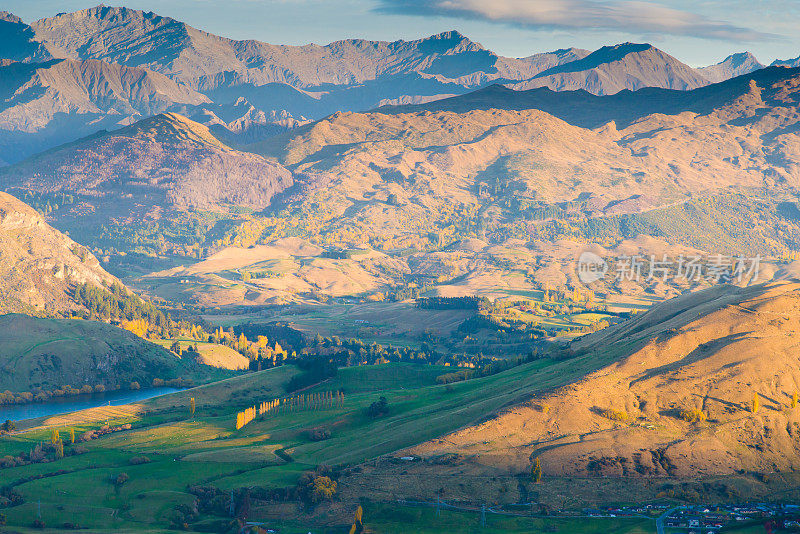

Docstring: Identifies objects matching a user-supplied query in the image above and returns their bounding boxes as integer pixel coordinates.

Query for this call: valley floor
[0,361,795,533]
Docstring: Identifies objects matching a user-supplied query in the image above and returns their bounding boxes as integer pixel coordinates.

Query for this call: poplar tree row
[235,391,345,430]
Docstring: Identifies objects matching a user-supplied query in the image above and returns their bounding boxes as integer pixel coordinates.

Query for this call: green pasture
[0,349,636,531]
[361,503,657,534]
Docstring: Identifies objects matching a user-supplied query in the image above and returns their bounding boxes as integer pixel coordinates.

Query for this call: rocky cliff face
[0,191,116,314]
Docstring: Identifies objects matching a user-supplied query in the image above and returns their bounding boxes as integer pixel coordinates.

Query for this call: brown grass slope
[0,112,294,210]
[254,66,800,215]
[0,191,115,315]
[409,280,800,477]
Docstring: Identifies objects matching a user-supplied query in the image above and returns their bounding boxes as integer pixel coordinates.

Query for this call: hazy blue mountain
[0,5,791,165]
[698,52,764,83]
[506,43,709,95]
[0,11,54,63]
[772,55,800,68]
[0,57,210,164]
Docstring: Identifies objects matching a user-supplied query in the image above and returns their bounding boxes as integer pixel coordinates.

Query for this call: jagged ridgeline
[1,5,759,164]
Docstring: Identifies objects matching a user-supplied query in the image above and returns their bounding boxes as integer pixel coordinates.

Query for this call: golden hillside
[407,280,800,478]
[0,191,116,315]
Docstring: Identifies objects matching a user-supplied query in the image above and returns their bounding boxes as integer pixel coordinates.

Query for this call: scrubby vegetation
[600,408,629,422]
[678,408,707,423]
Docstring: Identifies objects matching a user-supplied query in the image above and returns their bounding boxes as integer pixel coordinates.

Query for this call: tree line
[235,391,345,430]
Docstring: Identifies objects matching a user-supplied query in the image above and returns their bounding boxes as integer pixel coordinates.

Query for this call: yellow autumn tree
[238,332,248,351]
[349,505,364,534]
[531,458,542,483]
[121,319,148,338]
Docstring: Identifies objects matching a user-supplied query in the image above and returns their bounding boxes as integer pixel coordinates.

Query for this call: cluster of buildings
[585,503,800,533]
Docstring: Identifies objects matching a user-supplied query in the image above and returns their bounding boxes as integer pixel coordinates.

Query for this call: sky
[4,0,799,67]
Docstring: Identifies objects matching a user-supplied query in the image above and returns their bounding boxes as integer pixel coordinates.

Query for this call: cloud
[375,0,777,41]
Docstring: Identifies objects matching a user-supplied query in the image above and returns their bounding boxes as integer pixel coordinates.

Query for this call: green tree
[531,458,542,483]
[54,439,64,459]
[114,473,129,495]
[169,340,181,354]
[366,396,389,417]
[0,420,14,433]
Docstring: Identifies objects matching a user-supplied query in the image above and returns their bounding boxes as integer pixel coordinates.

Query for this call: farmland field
[0,356,632,531]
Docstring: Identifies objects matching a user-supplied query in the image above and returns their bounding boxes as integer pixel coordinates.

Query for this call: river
[0,387,181,422]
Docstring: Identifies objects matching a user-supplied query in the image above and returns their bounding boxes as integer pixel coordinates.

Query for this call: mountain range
[1,6,798,165]
[0,112,294,212]
[4,63,794,307]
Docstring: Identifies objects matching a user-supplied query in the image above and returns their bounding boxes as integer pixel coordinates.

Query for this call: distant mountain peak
[414,29,486,55]
[0,10,23,23]
[426,30,471,42]
[698,51,764,83]
[772,54,800,69]
[514,41,709,95]
[533,42,659,78]
[726,51,759,67]
[0,10,54,63]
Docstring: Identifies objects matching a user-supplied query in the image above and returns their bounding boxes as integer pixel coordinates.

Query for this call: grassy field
[151,338,249,370]
[204,301,474,347]
[362,503,656,534]
[0,353,589,529]
[0,349,665,532]
[0,314,214,392]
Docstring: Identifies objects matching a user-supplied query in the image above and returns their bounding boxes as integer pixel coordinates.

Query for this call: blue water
[0,387,180,422]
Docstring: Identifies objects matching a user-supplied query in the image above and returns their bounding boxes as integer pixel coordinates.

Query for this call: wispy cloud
[375,0,777,41]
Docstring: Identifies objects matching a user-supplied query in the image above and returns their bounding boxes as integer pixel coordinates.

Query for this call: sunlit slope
[408,280,800,477]
[0,191,116,315]
[1,112,294,211]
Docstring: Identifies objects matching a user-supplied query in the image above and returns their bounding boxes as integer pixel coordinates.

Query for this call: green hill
[0,314,221,394]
